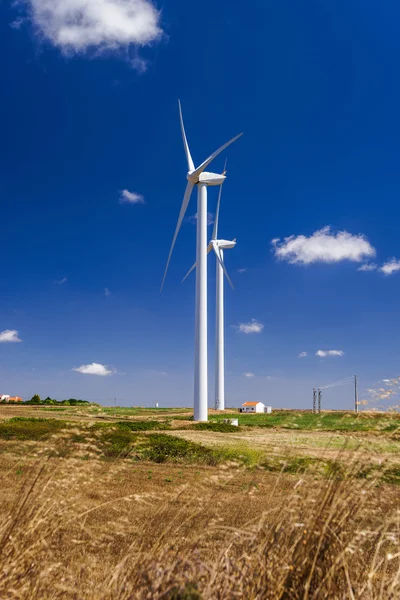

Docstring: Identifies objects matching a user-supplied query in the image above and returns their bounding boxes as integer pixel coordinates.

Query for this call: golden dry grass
[0,408,398,598]
[0,453,399,598]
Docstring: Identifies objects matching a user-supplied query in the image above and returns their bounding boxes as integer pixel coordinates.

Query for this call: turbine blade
[182,261,196,283]
[182,243,213,283]
[212,160,226,240]
[191,133,242,179]
[178,100,195,172]
[161,181,194,292]
[213,244,234,290]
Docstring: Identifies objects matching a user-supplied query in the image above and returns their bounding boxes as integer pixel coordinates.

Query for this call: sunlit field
[0,405,399,598]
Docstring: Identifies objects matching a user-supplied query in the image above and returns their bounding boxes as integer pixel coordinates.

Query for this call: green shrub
[140,434,218,465]
[0,418,68,440]
[192,422,239,433]
[116,420,170,431]
[100,429,137,459]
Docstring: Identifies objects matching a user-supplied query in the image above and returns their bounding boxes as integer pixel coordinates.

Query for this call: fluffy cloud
[0,330,22,343]
[298,351,308,358]
[316,350,344,358]
[237,268,247,273]
[236,319,264,334]
[18,1,162,58]
[73,363,115,376]
[104,288,111,296]
[357,263,377,272]
[119,189,145,204]
[243,372,255,378]
[367,386,397,403]
[382,378,400,386]
[380,258,400,276]
[272,226,375,265]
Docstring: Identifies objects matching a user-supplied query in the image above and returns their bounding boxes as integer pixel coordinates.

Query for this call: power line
[318,376,354,391]
[312,375,360,413]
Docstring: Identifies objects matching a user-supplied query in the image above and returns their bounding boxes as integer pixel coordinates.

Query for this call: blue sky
[1,0,400,410]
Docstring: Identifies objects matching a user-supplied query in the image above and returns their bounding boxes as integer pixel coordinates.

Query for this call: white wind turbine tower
[183,164,236,411]
[161,101,242,421]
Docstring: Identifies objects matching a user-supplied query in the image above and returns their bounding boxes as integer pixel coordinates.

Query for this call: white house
[0,395,10,402]
[241,401,265,413]
[241,402,272,414]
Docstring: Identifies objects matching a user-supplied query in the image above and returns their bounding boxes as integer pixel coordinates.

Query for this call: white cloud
[236,319,264,334]
[237,268,247,273]
[73,362,115,376]
[272,226,376,265]
[243,372,255,378]
[367,386,397,402]
[381,378,400,387]
[380,258,400,276]
[119,189,145,204]
[19,1,162,59]
[316,350,344,358]
[55,277,67,284]
[0,330,22,343]
[298,351,308,358]
[357,263,377,272]
[104,288,111,296]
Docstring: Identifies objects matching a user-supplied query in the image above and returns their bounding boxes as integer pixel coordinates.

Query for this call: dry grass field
[0,405,399,599]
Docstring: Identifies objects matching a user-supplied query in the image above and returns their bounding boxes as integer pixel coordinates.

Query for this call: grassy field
[0,406,399,598]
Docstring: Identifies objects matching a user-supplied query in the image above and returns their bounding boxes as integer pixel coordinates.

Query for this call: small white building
[241,401,265,413]
[0,395,10,402]
[241,402,272,414]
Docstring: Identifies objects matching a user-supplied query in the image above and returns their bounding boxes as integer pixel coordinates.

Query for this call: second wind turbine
[161,101,242,421]
[183,168,236,411]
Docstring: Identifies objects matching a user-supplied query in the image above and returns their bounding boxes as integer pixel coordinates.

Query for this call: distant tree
[30,394,41,404]
[43,397,57,405]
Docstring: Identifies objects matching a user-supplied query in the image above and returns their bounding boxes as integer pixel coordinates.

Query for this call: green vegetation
[25,395,92,406]
[211,410,400,432]
[0,412,398,485]
[99,407,190,416]
[0,417,68,440]
[100,428,138,459]
[192,421,239,433]
[116,420,171,431]
[139,434,219,465]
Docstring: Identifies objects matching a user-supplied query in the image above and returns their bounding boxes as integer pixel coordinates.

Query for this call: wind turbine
[161,101,242,421]
[183,166,236,412]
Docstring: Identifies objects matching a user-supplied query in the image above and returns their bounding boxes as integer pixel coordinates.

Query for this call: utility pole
[313,388,317,413]
[354,375,359,414]
[318,389,322,413]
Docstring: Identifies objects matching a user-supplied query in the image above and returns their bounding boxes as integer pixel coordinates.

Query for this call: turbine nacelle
[183,238,236,289]
[214,239,236,250]
[188,171,226,186]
